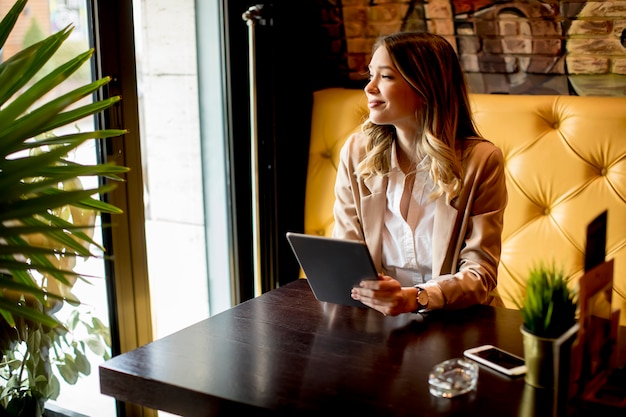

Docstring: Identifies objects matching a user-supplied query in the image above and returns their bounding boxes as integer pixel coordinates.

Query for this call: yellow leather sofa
[304,87,626,324]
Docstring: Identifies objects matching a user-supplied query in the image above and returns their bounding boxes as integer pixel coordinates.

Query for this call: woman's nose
[364,80,377,94]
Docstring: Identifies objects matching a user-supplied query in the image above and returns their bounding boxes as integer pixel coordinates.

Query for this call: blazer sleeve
[332,133,366,242]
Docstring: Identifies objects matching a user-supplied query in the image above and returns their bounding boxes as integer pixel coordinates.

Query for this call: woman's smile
[368,99,385,108]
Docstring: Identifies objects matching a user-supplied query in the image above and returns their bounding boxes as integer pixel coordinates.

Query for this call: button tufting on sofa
[304,88,626,324]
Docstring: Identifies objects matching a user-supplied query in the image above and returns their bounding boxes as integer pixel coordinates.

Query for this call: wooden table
[99,279,625,416]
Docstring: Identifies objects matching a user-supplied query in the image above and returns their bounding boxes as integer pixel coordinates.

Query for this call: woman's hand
[351,274,419,316]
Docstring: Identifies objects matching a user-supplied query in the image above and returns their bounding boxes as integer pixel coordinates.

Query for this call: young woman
[333,32,508,316]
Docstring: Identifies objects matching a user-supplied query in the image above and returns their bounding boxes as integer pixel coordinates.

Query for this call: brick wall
[317,0,626,96]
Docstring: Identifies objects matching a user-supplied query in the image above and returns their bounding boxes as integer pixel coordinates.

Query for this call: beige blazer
[332,132,508,310]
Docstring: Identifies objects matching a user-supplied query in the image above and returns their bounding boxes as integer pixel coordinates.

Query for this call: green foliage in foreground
[0,0,128,415]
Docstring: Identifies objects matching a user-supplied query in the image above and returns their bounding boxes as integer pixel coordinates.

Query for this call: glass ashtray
[428,357,479,398]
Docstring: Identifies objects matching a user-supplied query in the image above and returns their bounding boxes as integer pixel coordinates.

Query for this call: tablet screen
[286,232,379,308]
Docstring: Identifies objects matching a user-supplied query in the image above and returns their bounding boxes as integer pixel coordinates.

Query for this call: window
[1,0,232,415]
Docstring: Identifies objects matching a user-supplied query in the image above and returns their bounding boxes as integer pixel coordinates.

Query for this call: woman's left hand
[351,274,417,316]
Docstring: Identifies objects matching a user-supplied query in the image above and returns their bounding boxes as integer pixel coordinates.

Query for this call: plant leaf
[0,298,60,328]
[0,0,27,51]
[0,25,73,110]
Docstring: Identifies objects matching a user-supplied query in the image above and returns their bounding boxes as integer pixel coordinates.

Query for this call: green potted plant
[0,0,128,415]
[515,262,579,389]
[518,262,578,338]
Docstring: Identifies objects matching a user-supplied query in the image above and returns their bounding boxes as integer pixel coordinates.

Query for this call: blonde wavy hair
[357,32,481,202]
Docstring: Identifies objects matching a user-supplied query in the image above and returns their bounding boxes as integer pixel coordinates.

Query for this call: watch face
[418,290,429,306]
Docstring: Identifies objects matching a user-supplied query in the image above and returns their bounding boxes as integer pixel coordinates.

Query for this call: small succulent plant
[515,262,578,338]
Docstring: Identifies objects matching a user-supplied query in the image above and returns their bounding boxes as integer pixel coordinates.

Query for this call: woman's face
[364,45,421,132]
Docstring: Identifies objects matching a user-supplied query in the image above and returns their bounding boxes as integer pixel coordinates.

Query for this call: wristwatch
[416,287,429,310]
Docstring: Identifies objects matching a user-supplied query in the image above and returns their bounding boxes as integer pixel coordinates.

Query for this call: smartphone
[463,345,526,377]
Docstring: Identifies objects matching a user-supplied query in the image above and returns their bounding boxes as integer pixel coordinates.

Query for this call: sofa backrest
[305,87,626,324]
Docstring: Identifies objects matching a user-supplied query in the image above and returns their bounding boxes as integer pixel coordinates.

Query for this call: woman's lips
[368,101,384,108]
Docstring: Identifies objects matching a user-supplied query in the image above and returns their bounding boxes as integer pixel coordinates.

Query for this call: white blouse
[381,143,436,287]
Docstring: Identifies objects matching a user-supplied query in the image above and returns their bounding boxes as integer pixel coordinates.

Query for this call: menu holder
[572,261,619,397]
[567,209,625,409]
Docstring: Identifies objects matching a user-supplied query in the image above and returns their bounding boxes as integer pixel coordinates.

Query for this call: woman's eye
[366,73,392,81]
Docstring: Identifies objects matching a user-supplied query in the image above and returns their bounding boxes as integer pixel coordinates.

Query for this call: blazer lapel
[433,197,459,276]
[362,175,387,270]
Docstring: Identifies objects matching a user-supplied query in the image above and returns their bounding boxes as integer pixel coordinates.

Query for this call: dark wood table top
[99,278,625,417]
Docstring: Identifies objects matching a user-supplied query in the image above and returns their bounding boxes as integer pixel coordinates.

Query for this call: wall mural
[321,0,626,96]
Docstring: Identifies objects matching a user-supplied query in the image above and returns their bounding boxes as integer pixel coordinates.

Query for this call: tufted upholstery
[304,87,626,324]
